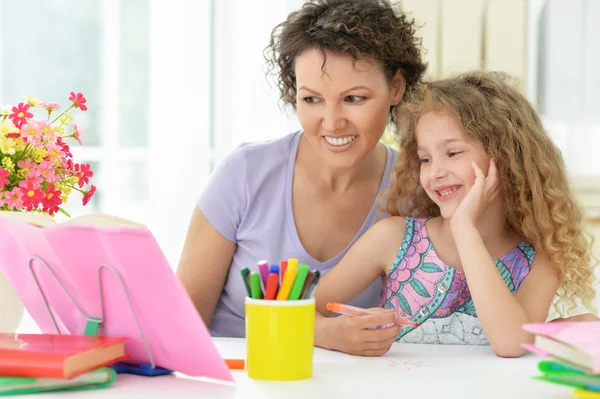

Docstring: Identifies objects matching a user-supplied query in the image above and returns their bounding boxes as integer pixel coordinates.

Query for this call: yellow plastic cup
[245,297,315,380]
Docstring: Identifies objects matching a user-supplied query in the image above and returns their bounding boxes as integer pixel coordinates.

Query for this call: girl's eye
[345,95,366,103]
[303,97,321,104]
[420,158,431,164]
[448,151,462,157]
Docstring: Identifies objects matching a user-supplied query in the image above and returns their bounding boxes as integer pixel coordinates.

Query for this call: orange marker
[225,359,245,369]
[326,302,420,328]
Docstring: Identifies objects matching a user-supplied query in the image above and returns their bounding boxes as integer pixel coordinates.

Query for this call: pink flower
[38,121,57,141]
[20,182,44,211]
[40,102,61,112]
[65,159,74,171]
[0,167,9,190]
[82,185,96,206]
[38,161,57,183]
[68,92,87,111]
[45,141,64,161]
[72,124,84,145]
[4,187,24,210]
[75,163,93,187]
[8,102,33,128]
[20,121,42,144]
[17,159,36,172]
[41,183,63,215]
[21,170,43,187]
[55,137,72,158]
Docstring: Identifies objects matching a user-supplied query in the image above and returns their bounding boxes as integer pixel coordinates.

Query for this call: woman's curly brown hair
[386,70,598,317]
[264,0,426,113]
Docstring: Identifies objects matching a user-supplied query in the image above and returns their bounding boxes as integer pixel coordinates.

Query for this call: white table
[19,338,574,399]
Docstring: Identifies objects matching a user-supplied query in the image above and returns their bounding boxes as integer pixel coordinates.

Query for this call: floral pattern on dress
[381,217,535,345]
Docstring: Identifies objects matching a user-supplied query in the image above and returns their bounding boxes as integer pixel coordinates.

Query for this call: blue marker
[270,265,280,283]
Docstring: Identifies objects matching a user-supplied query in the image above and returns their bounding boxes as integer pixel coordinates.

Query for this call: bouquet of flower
[0,92,96,217]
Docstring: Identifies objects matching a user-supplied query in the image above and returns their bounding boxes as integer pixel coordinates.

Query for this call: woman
[177,0,426,356]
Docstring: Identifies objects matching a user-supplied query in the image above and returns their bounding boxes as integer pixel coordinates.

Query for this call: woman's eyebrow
[297,85,373,96]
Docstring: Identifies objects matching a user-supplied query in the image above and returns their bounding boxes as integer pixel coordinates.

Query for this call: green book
[0,367,116,396]
[534,360,600,392]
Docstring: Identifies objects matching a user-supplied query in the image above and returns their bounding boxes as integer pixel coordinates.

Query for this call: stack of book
[0,332,128,395]
[523,321,600,398]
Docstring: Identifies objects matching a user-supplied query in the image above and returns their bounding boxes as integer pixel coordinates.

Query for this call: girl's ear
[390,70,406,106]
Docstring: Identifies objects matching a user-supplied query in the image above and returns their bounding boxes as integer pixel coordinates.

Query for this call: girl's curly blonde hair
[385,70,598,317]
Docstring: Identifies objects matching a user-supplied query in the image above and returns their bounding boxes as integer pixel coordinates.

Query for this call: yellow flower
[59,185,72,202]
[16,169,27,180]
[14,138,25,152]
[0,137,16,155]
[22,96,41,107]
[31,148,46,163]
[0,120,19,138]
[1,157,14,172]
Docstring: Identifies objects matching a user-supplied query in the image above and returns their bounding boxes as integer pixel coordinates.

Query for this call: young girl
[314,71,598,357]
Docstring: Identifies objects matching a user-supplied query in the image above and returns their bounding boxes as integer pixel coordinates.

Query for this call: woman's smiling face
[294,48,404,169]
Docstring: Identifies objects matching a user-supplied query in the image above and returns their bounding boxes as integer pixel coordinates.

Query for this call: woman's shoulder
[226,130,300,162]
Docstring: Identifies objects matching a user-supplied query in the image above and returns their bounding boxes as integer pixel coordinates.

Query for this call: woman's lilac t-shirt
[198,131,398,337]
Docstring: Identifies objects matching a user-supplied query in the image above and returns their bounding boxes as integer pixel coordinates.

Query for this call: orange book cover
[0,333,129,379]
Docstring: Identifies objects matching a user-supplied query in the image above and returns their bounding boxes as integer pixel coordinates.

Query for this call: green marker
[288,263,310,300]
[241,268,252,297]
[250,272,263,299]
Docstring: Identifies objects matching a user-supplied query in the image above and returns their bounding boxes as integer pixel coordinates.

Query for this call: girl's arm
[314,216,407,356]
[450,160,560,357]
[453,226,560,357]
[314,216,406,316]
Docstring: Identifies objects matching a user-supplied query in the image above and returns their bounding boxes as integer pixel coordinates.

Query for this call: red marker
[264,273,279,300]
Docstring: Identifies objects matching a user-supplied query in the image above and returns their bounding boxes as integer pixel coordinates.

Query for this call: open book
[0,212,233,382]
[0,211,146,229]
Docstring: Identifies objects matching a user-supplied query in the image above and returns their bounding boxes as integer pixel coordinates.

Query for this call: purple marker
[257,260,269,288]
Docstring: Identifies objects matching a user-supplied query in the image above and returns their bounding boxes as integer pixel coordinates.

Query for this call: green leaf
[409,279,431,298]
[397,293,412,316]
[58,207,71,218]
[420,262,442,273]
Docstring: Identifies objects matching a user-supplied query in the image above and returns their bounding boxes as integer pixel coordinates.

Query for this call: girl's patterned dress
[380,217,534,345]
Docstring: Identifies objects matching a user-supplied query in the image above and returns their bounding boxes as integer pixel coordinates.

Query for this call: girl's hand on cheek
[450,158,499,234]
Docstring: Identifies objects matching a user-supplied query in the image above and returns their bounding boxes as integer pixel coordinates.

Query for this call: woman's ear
[390,70,406,106]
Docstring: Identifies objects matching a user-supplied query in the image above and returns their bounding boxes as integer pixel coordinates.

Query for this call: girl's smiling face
[416,110,491,219]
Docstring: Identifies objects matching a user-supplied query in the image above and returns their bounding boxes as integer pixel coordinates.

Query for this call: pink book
[522,321,600,373]
[0,214,233,382]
